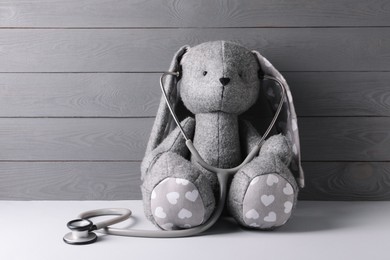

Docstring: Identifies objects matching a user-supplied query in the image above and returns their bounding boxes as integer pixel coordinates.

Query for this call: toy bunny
[141,41,304,230]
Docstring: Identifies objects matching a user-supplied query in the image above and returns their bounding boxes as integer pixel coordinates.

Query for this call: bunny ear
[144,45,189,156]
[252,50,305,188]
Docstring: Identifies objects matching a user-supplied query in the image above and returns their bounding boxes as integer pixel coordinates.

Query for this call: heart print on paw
[151,178,205,230]
[243,174,295,229]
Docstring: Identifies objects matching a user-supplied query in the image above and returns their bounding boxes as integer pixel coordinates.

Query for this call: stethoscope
[63,71,286,245]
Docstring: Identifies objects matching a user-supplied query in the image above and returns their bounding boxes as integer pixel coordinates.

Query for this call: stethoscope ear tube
[64,71,289,244]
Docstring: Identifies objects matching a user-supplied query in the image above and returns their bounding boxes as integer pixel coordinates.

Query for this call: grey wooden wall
[1,0,390,200]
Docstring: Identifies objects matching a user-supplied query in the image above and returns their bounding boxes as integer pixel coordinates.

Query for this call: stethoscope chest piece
[62,72,292,243]
[63,219,98,245]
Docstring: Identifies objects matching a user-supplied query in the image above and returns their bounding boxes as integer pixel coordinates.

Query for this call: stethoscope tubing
[64,71,286,243]
[97,172,230,238]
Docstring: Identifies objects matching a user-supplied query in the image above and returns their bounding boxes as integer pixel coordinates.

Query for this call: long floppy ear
[144,45,189,156]
[252,50,305,188]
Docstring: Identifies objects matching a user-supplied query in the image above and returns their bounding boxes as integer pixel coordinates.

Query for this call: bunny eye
[238,72,243,78]
[203,71,208,76]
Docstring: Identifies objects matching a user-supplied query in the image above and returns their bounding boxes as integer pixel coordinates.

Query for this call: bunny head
[180,41,261,115]
[145,40,304,188]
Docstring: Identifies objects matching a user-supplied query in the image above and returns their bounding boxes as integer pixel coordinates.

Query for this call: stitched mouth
[219,85,226,111]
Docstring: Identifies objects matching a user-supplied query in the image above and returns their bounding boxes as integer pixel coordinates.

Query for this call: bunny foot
[151,177,206,230]
[141,152,215,230]
[228,153,298,230]
[241,173,296,229]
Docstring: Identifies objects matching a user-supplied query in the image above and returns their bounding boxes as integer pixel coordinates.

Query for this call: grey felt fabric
[239,119,263,156]
[227,135,299,229]
[141,40,303,230]
[143,45,189,158]
[180,41,260,115]
[252,51,304,187]
[140,117,194,180]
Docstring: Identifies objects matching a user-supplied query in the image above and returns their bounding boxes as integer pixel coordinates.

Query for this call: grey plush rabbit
[141,41,304,230]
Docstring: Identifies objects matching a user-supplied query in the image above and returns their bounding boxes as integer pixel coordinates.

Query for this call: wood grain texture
[1,0,390,27]
[286,72,390,117]
[0,73,161,117]
[1,1,389,201]
[0,118,153,160]
[1,161,389,200]
[1,28,390,72]
[1,72,390,117]
[299,117,390,161]
[0,117,389,161]
[0,162,141,200]
[299,162,390,200]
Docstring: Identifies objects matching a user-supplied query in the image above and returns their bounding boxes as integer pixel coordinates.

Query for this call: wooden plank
[0,117,390,161]
[1,161,389,200]
[0,162,142,200]
[0,118,153,160]
[1,0,390,28]
[299,162,390,200]
[286,72,390,117]
[0,73,161,117]
[1,72,390,117]
[1,28,390,72]
[300,117,390,161]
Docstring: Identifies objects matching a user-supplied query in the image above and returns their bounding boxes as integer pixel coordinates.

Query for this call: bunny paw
[151,177,206,230]
[242,174,296,229]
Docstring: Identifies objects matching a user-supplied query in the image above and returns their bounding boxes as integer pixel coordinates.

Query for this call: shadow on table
[205,201,379,235]
[271,201,376,233]
[95,201,380,238]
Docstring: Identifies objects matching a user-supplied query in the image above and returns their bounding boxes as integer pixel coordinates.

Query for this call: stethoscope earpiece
[63,72,287,244]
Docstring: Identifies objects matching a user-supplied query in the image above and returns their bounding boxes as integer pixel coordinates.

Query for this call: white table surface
[1,200,389,260]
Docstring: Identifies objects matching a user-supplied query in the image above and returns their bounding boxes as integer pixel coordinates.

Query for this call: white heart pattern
[245,209,259,219]
[166,192,180,205]
[185,190,199,202]
[264,212,277,222]
[283,183,294,195]
[154,207,166,219]
[261,195,275,206]
[175,178,189,185]
[178,208,192,219]
[161,223,173,230]
[292,144,298,155]
[284,201,293,214]
[292,119,298,131]
[266,174,279,186]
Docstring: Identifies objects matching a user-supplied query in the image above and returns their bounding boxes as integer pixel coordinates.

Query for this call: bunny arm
[239,119,262,156]
[141,117,195,180]
[240,119,293,164]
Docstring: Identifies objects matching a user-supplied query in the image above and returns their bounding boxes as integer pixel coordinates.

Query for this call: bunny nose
[219,77,230,86]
